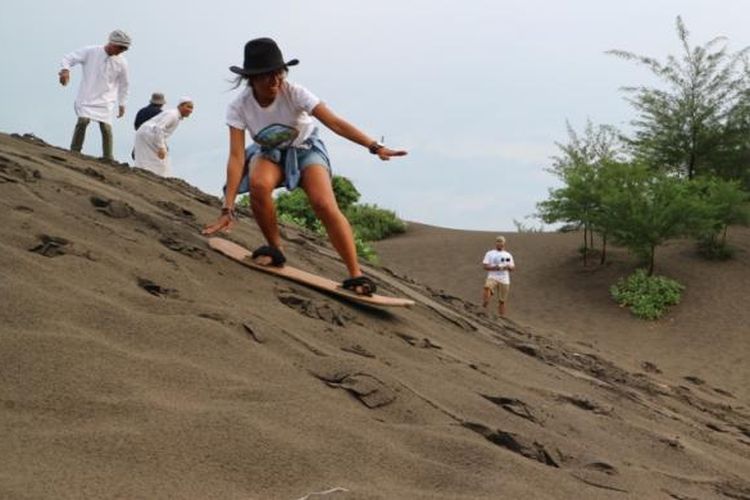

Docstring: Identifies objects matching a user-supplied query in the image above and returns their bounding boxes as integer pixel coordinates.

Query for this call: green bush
[274,175,364,232]
[696,238,735,261]
[237,194,250,208]
[277,211,310,230]
[331,176,361,211]
[241,175,405,261]
[275,178,406,260]
[313,224,378,264]
[275,189,318,230]
[353,233,378,264]
[610,269,684,320]
[345,204,407,241]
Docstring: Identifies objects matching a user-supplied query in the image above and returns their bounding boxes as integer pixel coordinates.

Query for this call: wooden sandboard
[208,237,415,308]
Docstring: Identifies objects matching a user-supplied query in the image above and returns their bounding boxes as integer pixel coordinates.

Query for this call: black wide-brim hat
[229,37,299,76]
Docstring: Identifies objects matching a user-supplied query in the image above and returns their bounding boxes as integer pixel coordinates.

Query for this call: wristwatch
[368,141,384,154]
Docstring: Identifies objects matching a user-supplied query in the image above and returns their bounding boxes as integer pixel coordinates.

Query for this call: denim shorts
[250,146,332,178]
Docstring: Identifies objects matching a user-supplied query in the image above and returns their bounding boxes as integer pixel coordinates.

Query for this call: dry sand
[1,132,749,499]
[374,223,750,403]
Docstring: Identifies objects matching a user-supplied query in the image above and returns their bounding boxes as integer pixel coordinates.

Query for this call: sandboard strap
[342,276,377,296]
[251,245,286,267]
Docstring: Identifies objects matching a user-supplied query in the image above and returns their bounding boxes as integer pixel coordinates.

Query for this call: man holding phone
[482,235,515,317]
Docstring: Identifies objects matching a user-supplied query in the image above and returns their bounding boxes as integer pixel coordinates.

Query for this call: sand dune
[1,132,749,499]
[373,222,750,403]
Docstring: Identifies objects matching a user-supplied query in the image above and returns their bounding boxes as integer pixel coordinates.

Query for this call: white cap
[108,30,132,48]
[177,96,193,106]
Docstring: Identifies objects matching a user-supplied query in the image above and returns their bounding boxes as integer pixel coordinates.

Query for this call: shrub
[696,238,735,261]
[344,204,407,241]
[277,211,309,229]
[275,189,318,230]
[242,175,406,261]
[689,176,750,261]
[353,233,378,264]
[237,194,250,208]
[331,176,361,211]
[610,269,684,320]
[314,224,378,264]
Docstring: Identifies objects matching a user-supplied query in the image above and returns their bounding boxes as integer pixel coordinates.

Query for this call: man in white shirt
[58,30,131,161]
[482,235,516,317]
[134,97,194,177]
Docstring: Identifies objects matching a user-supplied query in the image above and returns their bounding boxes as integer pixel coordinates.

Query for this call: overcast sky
[2,0,750,230]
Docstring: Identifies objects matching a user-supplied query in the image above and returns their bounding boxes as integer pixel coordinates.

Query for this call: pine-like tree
[608,16,750,186]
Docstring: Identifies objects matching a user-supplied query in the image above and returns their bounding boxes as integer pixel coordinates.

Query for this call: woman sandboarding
[202,38,407,296]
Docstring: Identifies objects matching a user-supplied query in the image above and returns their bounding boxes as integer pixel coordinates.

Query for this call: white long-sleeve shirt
[133,109,184,176]
[138,109,183,149]
[60,45,129,124]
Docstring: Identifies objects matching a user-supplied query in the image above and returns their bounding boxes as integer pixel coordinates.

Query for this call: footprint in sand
[159,236,207,261]
[277,291,351,326]
[137,277,178,298]
[155,200,196,221]
[29,235,70,258]
[90,196,133,218]
[341,344,376,358]
[462,422,560,467]
[481,394,538,423]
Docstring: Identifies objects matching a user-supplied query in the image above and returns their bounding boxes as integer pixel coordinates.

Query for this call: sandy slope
[373,223,750,403]
[1,132,749,499]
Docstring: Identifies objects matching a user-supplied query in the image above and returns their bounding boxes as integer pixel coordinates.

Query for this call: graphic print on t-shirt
[253,124,299,149]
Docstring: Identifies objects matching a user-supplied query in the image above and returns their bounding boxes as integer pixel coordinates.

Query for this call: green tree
[689,176,750,257]
[538,121,623,265]
[603,166,707,275]
[607,16,750,184]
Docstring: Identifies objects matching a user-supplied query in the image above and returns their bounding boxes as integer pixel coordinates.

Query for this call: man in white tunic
[58,30,131,161]
[134,97,194,177]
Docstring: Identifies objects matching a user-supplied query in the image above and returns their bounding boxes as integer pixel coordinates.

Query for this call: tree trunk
[688,113,697,179]
[582,225,588,267]
[600,233,607,265]
[648,245,655,276]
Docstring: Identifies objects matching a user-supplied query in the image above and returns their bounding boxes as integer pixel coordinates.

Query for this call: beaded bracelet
[221,207,237,220]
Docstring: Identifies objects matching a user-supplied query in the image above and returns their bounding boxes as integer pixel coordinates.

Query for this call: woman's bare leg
[249,157,285,264]
[301,165,362,278]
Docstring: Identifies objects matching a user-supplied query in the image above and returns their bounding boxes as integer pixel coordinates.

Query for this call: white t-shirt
[483,249,514,284]
[60,45,129,124]
[226,81,320,148]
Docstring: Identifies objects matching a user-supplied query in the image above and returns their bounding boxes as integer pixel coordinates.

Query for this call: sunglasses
[253,69,286,82]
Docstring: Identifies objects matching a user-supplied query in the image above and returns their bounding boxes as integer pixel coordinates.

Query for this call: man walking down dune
[58,30,131,161]
[482,235,515,317]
